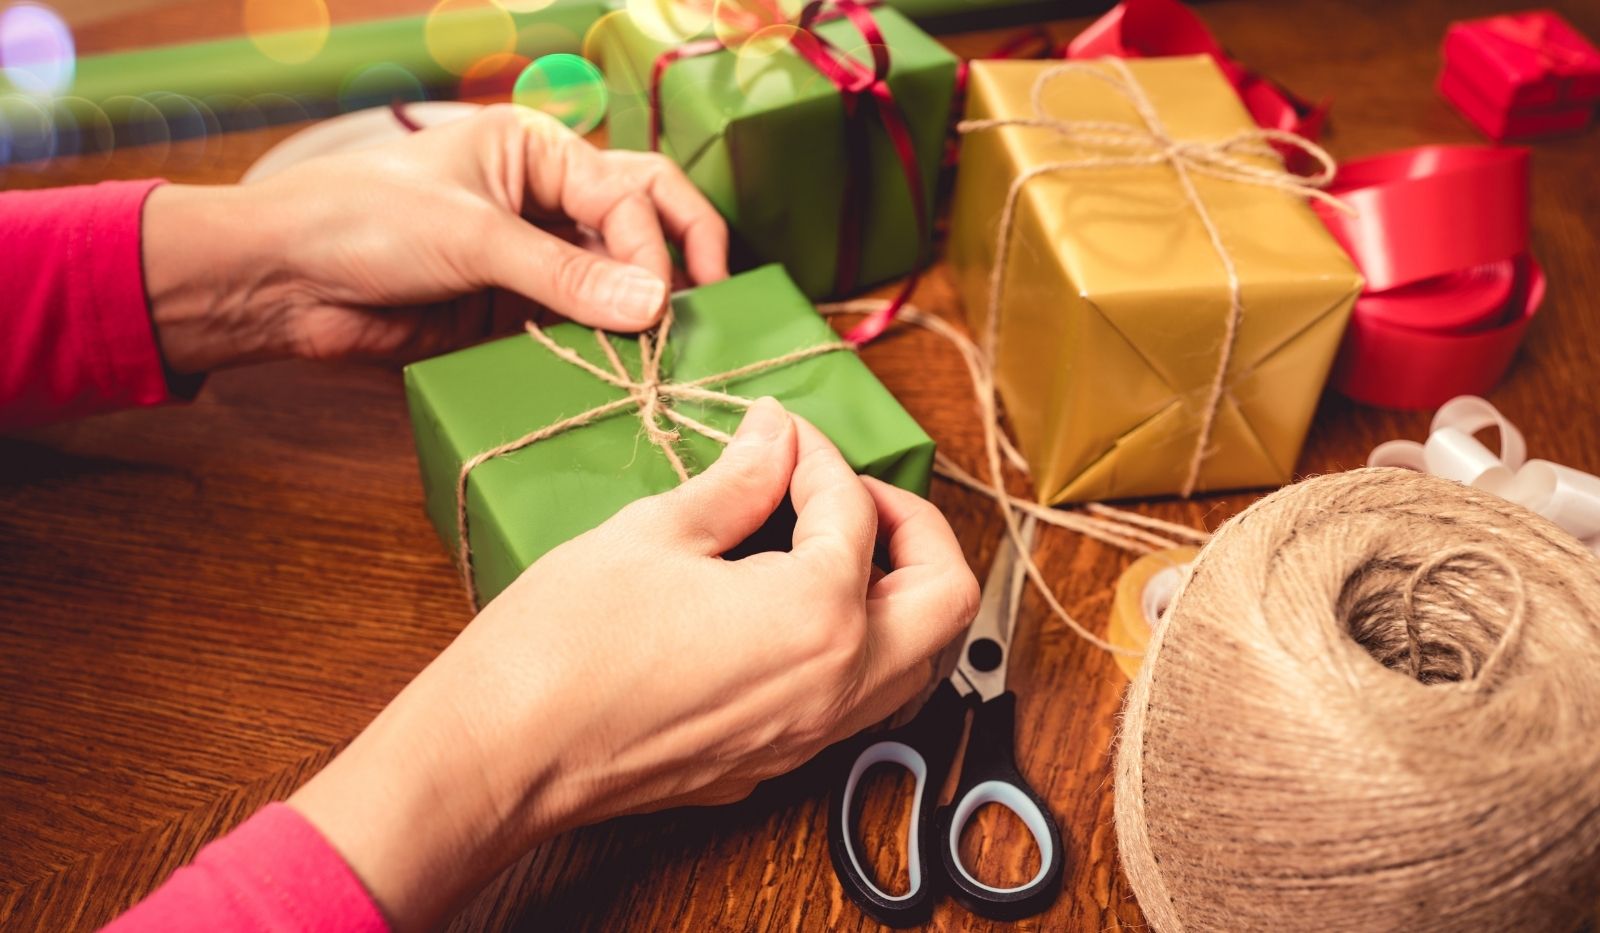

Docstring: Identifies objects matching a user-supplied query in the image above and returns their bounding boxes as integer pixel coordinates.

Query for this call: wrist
[142,184,300,373]
[287,633,585,930]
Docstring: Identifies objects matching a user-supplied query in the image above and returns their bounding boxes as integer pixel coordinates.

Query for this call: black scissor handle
[828,681,966,928]
[933,691,1064,921]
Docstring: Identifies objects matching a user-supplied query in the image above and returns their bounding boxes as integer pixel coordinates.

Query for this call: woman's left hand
[141,104,728,373]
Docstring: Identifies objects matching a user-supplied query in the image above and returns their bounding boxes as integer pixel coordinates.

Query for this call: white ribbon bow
[1369,396,1600,555]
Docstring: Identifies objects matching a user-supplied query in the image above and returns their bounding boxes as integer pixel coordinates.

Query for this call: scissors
[827,516,1063,927]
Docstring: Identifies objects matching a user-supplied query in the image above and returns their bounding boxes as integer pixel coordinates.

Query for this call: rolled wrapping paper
[1107,547,1199,680]
[1369,395,1600,555]
[1314,146,1543,410]
[0,2,606,150]
[1115,467,1600,932]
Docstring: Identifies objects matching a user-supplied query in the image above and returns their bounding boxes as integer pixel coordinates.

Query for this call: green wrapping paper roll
[0,2,610,122]
[404,264,935,605]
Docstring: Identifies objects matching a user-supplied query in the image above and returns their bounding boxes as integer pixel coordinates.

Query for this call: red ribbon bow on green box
[648,0,927,346]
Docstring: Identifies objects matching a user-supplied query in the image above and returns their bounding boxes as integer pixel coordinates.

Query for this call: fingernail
[731,397,788,447]
[615,268,667,325]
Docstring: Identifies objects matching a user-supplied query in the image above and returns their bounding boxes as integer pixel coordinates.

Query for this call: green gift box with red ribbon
[595,2,956,316]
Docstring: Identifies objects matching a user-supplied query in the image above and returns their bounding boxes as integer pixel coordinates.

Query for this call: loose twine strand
[820,300,1207,656]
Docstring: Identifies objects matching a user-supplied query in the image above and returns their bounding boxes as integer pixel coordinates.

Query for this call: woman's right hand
[289,397,979,931]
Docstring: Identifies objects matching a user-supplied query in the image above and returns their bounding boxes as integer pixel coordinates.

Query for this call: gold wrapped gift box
[949,56,1363,503]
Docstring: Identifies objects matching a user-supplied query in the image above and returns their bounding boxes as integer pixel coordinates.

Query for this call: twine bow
[957,57,1353,498]
[453,309,850,610]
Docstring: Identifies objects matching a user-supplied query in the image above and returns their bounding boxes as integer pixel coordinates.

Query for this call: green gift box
[595,7,957,300]
[404,265,935,605]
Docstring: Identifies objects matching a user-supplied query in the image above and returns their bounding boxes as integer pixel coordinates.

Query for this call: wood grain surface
[3,1,1599,930]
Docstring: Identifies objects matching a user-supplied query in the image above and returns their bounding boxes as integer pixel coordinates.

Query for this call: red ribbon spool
[649,0,927,346]
[1314,145,1543,410]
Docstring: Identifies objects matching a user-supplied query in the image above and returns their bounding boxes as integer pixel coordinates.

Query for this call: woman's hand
[141,104,728,372]
[288,399,979,931]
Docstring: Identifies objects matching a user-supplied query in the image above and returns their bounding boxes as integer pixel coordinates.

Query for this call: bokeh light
[205,94,269,135]
[518,21,582,60]
[583,11,644,97]
[425,0,515,76]
[46,95,112,161]
[249,92,315,127]
[0,92,54,165]
[149,93,217,139]
[338,62,427,113]
[491,0,556,11]
[712,0,800,52]
[0,2,76,96]
[101,94,171,169]
[624,0,714,44]
[242,0,330,66]
[733,24,801,100]
[460,52,532,100]
[513,53,606,134]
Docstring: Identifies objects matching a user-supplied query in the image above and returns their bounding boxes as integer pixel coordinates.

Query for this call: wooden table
[4,1,1598,929]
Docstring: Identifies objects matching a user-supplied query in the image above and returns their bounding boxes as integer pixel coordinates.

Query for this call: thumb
[483,216,668,331]
[650,397,798,555]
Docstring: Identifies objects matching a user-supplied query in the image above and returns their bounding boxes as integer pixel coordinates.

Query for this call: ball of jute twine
[1116,467,1600,932]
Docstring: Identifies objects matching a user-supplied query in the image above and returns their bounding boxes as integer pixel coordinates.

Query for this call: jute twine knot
[1117,467,1600,932]
[957,58,1353,499]
[453,307,850,611]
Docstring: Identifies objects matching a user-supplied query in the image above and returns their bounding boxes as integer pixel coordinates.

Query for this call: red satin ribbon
[1312,146,1543,410]
[1065,0,1328,142]
[1315,146,1528,292]
[648,0,927,346]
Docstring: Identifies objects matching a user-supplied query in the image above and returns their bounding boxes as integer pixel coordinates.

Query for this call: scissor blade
[953,517,1037,701]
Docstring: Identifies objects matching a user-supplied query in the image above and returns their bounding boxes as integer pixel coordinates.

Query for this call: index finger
[861,476,980,675]
[606,151,730,286]
[788,418,876,596]
[517,113,728,285]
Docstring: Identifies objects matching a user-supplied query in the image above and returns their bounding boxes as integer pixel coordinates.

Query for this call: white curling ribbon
[1369,395,1600,555]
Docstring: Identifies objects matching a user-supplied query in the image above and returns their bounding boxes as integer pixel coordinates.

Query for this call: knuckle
[634,150,677,174]
[604,496,672,544]
[552,249,607,305]
[790,594,867,666]
[609,149,681,183]
[949,564,982,625]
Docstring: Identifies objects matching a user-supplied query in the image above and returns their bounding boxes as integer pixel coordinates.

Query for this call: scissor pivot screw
[967,637,1002,672]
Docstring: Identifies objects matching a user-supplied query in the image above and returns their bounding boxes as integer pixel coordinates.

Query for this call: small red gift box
[1438,10,1600,140]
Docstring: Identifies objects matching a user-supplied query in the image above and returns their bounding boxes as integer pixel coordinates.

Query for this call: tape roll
[1108,546,1199,680]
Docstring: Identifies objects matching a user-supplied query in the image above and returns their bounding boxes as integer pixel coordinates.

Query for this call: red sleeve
[0,179,193,431]
[102,803,390,933]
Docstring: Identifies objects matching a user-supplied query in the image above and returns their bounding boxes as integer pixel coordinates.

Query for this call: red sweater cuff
[104,803,389,933]
[0,179,182,430]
